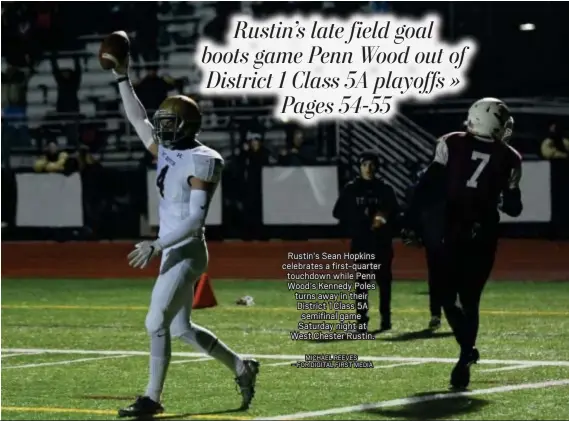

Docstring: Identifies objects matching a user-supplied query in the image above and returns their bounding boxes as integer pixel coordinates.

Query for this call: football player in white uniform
[109,57,259,418]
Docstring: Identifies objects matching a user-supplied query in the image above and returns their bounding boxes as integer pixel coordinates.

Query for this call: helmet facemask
[502,117,514,143]
[152,109,188,149]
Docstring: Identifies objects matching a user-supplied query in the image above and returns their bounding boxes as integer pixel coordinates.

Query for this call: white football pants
[145,238,208,335]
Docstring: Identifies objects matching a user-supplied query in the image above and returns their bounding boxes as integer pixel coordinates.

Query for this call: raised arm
[112,58,158,156]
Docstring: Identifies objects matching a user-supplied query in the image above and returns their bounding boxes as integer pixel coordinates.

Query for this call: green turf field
[2,279,569,420]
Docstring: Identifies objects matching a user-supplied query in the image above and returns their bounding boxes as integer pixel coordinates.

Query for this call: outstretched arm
[112,58,158,156]
[404,140,448,231]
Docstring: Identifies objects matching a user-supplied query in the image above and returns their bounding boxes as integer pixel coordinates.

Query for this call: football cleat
[235,359,260,410]
[450,348,480,390]
[379,319,392,332]
[118,396,164,418]
[428,316,442,331]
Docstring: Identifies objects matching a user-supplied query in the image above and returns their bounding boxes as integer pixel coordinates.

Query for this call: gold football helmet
[153,95,202,148]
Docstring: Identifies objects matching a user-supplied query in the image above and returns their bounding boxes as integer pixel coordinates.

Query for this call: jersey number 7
[156,165,170,198]
[466,151,490,188]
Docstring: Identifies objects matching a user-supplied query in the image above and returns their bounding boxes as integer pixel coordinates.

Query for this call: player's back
[442,131,520,226]
[156,143,223,238]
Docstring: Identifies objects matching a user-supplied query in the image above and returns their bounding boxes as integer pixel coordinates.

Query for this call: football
[98,31,130,70]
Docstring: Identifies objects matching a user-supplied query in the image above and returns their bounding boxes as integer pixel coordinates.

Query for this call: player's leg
[440,241,469,348]
[425,247,443,330]
[376,253,392,331]
[420,206,445,330]
[449,231,497,390]
[440,240,478,390]
[459,230,498,350]
[170,277,260,409]
[119,245,201,418]
[354,271,371,333]
[170,297,247,375]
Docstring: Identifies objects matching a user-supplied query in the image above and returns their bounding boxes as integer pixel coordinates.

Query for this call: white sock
[144,330,171,402]
[177,323,245,375]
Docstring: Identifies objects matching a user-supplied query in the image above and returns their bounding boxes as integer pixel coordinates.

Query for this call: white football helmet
[465,97,511,141]
[502,116,514,143]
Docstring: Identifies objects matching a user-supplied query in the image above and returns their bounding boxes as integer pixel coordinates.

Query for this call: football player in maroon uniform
[403,98,523,389]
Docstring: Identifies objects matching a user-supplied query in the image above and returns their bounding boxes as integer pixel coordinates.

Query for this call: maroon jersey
[433,131,522,229]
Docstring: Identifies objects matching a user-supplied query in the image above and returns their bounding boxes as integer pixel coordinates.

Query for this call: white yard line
[480,364,536,373]
[255,379,569,420]
[4,348,569,367]
[2,354,132,369]
[374,361,426,369]
[170,357,212,365]
[2,351,45,358]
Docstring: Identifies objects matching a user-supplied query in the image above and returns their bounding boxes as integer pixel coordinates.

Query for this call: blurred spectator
[240,130,272,240]
[32,3,61,54]
[2,65,33,148]
[51,54,82,115]
[370,1,391,13]
[1,160,17,231]
[75,144,99,172]
[242,131,272,167]
[134,68,180,115]
[279,127,317,165]
[75,145,103,237]
[1,3,41,68]
[32,125,57,151]
[79,124,106,153]
[2,65,32,118]
[33,141,69,173]
[204,2,240,43]
[541,123,569,159]
[130,2,159,72]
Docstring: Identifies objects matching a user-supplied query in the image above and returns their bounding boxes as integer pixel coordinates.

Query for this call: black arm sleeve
[332,184,350,221]
[333,183,371,234]
[500,158,523,217]
[404,162,447,230]
[500,188,522,217]
[381,184,401,230]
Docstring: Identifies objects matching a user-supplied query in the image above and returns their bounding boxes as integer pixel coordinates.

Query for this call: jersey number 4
[156,165,170,198]
[466,151,491,188]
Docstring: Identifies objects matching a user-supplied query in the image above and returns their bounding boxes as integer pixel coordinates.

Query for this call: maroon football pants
[439,226,498,352]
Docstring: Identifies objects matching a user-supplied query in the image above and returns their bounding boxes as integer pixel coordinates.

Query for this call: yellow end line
[1,406,252,420]
[1,304,568,317]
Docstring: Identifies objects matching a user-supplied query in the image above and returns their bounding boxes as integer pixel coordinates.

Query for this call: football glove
[128,240,162,269]
[112,54,130,77]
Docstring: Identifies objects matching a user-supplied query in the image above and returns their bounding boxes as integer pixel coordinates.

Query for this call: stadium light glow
[519,23,536,31]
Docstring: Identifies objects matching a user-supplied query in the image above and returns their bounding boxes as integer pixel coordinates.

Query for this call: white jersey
[155,143,224,240]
